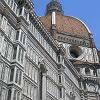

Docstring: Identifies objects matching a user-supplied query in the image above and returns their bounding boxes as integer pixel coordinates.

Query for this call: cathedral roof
[40,15,90,39]
[39,0,91,39]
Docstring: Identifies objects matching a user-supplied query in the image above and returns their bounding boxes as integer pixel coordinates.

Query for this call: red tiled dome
[40,13,91,39]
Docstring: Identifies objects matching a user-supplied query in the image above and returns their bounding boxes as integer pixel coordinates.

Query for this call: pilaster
[11,88,14,100]
[42,73,47,100]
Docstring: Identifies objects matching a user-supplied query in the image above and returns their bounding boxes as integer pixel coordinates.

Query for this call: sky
[33,0,100,50]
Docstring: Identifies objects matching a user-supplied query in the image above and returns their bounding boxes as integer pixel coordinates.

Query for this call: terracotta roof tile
[39,14,90,39]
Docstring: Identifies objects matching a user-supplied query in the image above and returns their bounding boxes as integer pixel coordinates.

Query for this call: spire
[46,0,63,15]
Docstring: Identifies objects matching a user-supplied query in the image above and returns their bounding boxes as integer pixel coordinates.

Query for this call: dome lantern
[46,0,63,15]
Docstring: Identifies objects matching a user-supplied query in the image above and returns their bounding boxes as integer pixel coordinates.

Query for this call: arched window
[85,68,90,75]
[61,37,63,40]
[7,89,12,100]
[93,70,97,76]
[76,68,80,73]
[59,88,62,98]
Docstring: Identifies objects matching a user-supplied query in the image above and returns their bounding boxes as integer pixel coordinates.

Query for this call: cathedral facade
[0,0,100,100]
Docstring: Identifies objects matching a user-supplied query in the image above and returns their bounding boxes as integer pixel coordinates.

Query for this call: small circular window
[69,46,82,58]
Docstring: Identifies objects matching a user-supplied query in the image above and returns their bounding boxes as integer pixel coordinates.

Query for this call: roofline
[68,16,91,33]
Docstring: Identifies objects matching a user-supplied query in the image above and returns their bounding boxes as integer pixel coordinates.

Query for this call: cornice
[29,10,65,54]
